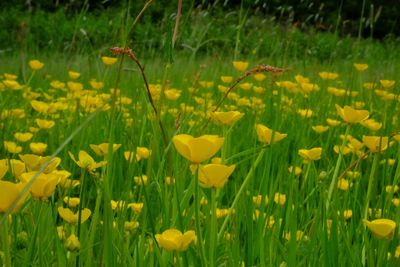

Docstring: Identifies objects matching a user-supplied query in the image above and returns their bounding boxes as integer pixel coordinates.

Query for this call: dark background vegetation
[0,0,399,61]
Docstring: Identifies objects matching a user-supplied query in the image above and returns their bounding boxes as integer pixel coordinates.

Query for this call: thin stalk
[326,124,350,212]
[363,153,380,219]
[1,218,11,267]
[76,170,87,267]
[218,147,266,240]
[194,169,207,267]
[209,189,217,267]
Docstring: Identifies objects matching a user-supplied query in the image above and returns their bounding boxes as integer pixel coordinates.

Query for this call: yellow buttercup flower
[128,202,144,213]
[14,132,33,143]
[0,159,8,179]
[4,141,22,154]
[135,147,152,161]
[101,56,118,65]
[288,166,302,176]
[69,150,107,174]
[29,60,44,70]
[232,61,249,72]
[65,234,80,251]
[252,195,269,207]
[353,63,368,71]
[220,76,233,83]
[19,154,60,173]
[155,229,196,252]
[255,124,287,145]
[36,119,55,129]
[210,111,244,125]
[63,197,80,208]
[360,119,382,132]
[172,134,224,163]
[298,147,322,161]
[319,72,339,80]
[29,142,48,155]
[253,73,266,81]
[337,178,350,191]
[274,193,286,206]
[335,104,369,124]
[362,136,388,153]
[58,207,91,224]
[31,100,49,114]
[0,181,28,213]
[312,125,329,133]
[68,71,81,80]
[198,164,235,188]
[363,219,396,239]
[89,143,121,157]
[294,75,310,83]
[20,171,60,200]
[380,80,395,89]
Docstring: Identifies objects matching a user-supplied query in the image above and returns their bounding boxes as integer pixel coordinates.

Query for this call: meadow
[1,1,400,267]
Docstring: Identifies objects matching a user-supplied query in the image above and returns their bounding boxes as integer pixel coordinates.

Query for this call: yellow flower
[386,185,399,193]
[3,80,22,90]
[337,178,350,191]
[29,60,44,70]
[198,164,235,188]
[335,104,369,123]
[353,63,368,71]
[68,71,81,80]
[253,73,266,81]
[338,210,353,220]
[124,221,140,232]
[128,202,144,213]
[288,166,302,176]
[18,154,60,173]
[252,195,269,207]
[14,132,33,143]
[134,175,148,185]
[0,159,8,179]
[363,219,396,239]
[172,134,224,163]
[255,124,287,145]
[36,119,55,129]
[220,76,233,83]
[319,72,339,80]
[164,89,181,100]
[239,82,252,90]
[0,181,28,213]
[380,80,395,89]
[20,171,60,200]
[210,111,244,125]
[326,118,341,127]
[362,136,388,153]
[89,79,104,90]
[68,150,107,174]
[298,147,322,161]
[297,109,313,118]
[4,141,22,154]
[274,193,286,206]
[89,143,121,157]
[232,61,249,72]
[29,142,48,155]
[294,75,310,83]
[101,56,118,65]
[312,125,329,133]
[63,197,80,208]
[360,119,382,132]
[135,147,152,161]
[58,207,91,224]
[65,234,80,251]
[155,229,196,252]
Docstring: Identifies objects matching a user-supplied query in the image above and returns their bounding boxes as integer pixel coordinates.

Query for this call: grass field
[1,3,400,266]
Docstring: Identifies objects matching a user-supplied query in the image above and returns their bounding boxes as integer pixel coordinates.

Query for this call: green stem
[85,187,102,266]
[26,71,36,86]
[76,170,87,267]
[217,147,266,240]
[209,189,217,267]
[194,169,207,267]
[325,124,351,212]
[363,153,380,219]
[1,218,11,267]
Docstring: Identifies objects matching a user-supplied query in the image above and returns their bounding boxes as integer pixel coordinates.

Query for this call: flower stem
[326,124,350,212]
[217,147,266,240]
[194,169,208,267]
[363,153,379,219]
[209,189,217,267]
[1,217,11,267]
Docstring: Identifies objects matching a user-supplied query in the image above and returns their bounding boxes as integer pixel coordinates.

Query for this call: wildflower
[172,134,224,164]
[90,143,121,157]
[155,229,196,252]
[90,79,104,90]
[337,178,350,191]
[253,73,266,81]
[232,61,249,72]
[297,109,313,118]
[124,221,139,232]
[274,193,286,206]
[36,119,55,129]
[29,142,48,155]
[362,136,389,153]
[295,75,310,83]
[220,76,233,83]
[0,181,28,213]
[360,118,382,132]
[68,71,81,80]
[216,208,233,218]
[239,82,252,90]
[134,175,148,185]
[288,166,302,176]
[326,118,341,127]
[255,124,287,145]
[210,111,244,125]
[252,195,269,207]
[19,154,60,173]
[164,89,181,100]
[69,150,107,174]
[386,185,399,193]
[3,80,22,90]
[363,219,396,239]
[14,132,33,143]
[0,159,8,179]
[298,147,322,161]
[29,60,44,70]
[198,164,235,188]
[4,141,22,154]
[312,125,329,133]
[135,147,152,161]
[319,72,339,80]
[353,63,368,72]
[380,80,395,89]
[63,197,80,208]
[58,207,91,224]
[20,171,60,200]
[101,56,118,65]
[128,203,144,213]
[65,234,80,251]
[335,104,369,124]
